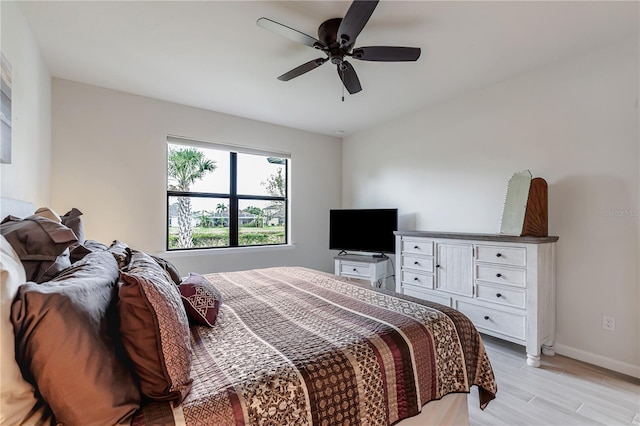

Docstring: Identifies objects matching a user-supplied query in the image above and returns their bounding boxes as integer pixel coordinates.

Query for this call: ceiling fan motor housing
[318,18,347,64]
[318,18,342,47]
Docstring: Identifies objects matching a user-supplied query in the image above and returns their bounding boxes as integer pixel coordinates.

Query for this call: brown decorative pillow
[108,240,132,269]
[179,273,222,327]
[118,251,192,403]
[60,208,85,243]
[0,215,77,283]
[11,251,140,425]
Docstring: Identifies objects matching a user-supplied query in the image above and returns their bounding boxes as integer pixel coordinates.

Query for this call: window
[166,137,289,250]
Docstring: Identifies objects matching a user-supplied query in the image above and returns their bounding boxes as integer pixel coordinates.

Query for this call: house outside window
[166,136,289,250]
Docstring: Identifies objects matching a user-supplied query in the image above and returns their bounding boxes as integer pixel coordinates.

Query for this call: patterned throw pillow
[118,251,192,403]
[179,273,222,327]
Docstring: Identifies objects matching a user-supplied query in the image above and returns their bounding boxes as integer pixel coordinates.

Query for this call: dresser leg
[541,345,556,356]
[526,354,541,367]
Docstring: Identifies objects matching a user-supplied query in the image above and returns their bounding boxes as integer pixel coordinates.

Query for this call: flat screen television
[329,208,398,255]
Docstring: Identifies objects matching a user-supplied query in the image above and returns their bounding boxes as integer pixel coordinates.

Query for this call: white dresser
[395,231,559,367]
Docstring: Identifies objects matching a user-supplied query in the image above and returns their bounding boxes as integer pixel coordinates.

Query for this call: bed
[0,197,497,426]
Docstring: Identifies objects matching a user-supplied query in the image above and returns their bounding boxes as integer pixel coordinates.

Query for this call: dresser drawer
[476,264,526,288]
[401,270,434,289]
[401,238,434,256]
[402,255,434,273]
[339,262,370,279]
[476,283,526,309]
[457,301,526,340]
[401,283,451,307]
[476,245,526,267]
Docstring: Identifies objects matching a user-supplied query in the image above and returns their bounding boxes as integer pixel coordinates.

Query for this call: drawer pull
[414,277,419,281]
[414,261,419,265]
[353,268,357,272]
[414,245,419,249]
[496,293,502,298]
[496,253,502,257]
[484,315,490,320]
[496,273,502,278]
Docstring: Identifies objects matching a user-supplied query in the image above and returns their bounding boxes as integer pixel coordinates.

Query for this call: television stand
[334,254,389,288]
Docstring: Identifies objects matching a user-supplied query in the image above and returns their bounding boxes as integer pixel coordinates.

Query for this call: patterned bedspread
[134,267,496,425]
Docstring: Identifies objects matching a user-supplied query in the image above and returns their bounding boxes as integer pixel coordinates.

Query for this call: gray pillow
[108,240,132,269]
[60,208,85,243]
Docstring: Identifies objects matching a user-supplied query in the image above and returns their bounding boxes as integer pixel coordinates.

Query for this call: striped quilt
[134,267,496,425]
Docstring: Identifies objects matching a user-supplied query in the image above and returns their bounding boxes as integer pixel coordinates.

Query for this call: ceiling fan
[257,0,421,96]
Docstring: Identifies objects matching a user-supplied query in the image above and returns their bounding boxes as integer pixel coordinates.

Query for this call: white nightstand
[334,254,389,288]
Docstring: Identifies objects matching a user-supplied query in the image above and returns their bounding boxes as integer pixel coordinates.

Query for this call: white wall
[343,39,639,377]
[0,2,51,206]
[51,79,341,274]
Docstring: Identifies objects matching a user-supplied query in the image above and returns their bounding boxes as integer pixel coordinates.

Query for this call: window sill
[159,244,297,258]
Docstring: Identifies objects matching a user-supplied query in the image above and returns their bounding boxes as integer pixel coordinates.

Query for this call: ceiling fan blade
[337,0,379,49]
[337,61,362,94]
[352,46,421,62]
[257,17,325,49]
[278,58,328,81]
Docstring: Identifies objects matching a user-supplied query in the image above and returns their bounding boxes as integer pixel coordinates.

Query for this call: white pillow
[0,235,45,425]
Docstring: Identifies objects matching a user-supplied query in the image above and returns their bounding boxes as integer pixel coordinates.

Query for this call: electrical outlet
[602,314,616,332]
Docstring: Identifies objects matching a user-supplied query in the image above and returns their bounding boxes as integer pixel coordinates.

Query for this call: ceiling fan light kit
[257,0,421,97]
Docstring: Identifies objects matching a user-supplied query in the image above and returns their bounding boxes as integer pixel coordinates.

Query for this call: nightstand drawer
[402,255,434,273]
[476,264,526,287]
[401,270,434,289]
[476,245,526,267]
[457,301,526,340]
[340,262,370,278]
[476,283,525,309]
[402,238,434,256]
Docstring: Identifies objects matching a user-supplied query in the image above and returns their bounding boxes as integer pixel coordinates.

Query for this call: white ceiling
[19,1,639,137]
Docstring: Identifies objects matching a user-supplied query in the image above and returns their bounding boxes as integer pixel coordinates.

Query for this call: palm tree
[168,148,216,248]
[246,206,264,228]
[215,203,228,227]
[197,210,214,228]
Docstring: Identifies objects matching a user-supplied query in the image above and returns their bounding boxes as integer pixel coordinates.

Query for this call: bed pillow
[0,215,77,283]
[179,273,222,327]
[60,208,85,243]
[150,254,182,286]
[108,240,132,269]
[0,236,51,425]
[11,250,140,425]
[118,251,192,403]
[69,239,109,263]
[33,206,61,223]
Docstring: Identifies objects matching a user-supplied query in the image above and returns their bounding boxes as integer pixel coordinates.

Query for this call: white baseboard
[555,344,640,379]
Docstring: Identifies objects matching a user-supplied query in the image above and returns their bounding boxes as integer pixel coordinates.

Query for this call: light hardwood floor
[468,335,640,426]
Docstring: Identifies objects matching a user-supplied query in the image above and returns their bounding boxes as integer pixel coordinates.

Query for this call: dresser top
[394,230,559,243]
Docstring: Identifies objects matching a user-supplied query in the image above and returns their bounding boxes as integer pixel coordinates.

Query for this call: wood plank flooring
[468,335,640,426]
